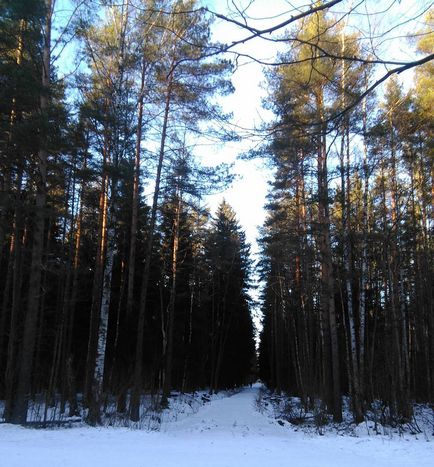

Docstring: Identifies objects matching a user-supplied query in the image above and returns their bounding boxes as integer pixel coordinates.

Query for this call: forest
[0,0,433,429]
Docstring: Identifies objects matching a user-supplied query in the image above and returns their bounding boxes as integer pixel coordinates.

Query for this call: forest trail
[164,384,281,436]
[1,386,433,467]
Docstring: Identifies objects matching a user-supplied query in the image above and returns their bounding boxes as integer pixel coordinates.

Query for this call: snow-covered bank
[257,388,434,438]
[1,386,433,467]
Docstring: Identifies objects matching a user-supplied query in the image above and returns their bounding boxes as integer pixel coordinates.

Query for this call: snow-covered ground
[1,385,433,467]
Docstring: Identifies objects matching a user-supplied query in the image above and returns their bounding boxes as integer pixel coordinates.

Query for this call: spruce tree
[206,201,255,391]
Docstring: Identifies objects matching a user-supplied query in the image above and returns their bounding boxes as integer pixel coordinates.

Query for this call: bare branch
[206,0,344,49]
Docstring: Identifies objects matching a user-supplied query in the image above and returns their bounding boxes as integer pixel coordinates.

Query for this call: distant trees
[207,201,255,392]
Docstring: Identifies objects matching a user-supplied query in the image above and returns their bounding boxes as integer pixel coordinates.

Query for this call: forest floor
[1,384,433,467]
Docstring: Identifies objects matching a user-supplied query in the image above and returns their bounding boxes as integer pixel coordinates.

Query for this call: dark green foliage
[205,201,255,390]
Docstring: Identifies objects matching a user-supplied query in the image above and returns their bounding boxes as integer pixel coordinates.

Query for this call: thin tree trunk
[85,148,109,411]
[130,70,174,421]
[126,56,147,316]
[62,172,84,416]
[182,273,195,392]
[316,91,341,421]
[3,183,24,419]
[161,194,181,406]
[359,97,369,400]
[341,124,363,421]
[294,158,307,402]
[88,189,116,423]
[274,269,283,395]
[388,113,410,418]
[110,250,127,408]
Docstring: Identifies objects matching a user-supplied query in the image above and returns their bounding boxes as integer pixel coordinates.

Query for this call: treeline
[0,0,254,425]
[258,10,434,423]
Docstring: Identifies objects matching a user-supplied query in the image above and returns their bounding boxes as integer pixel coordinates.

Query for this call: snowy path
[163,386,277,435]
[1,386,433,467]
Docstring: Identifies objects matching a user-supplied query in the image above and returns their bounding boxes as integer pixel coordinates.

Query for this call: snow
[1,385,433,467]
